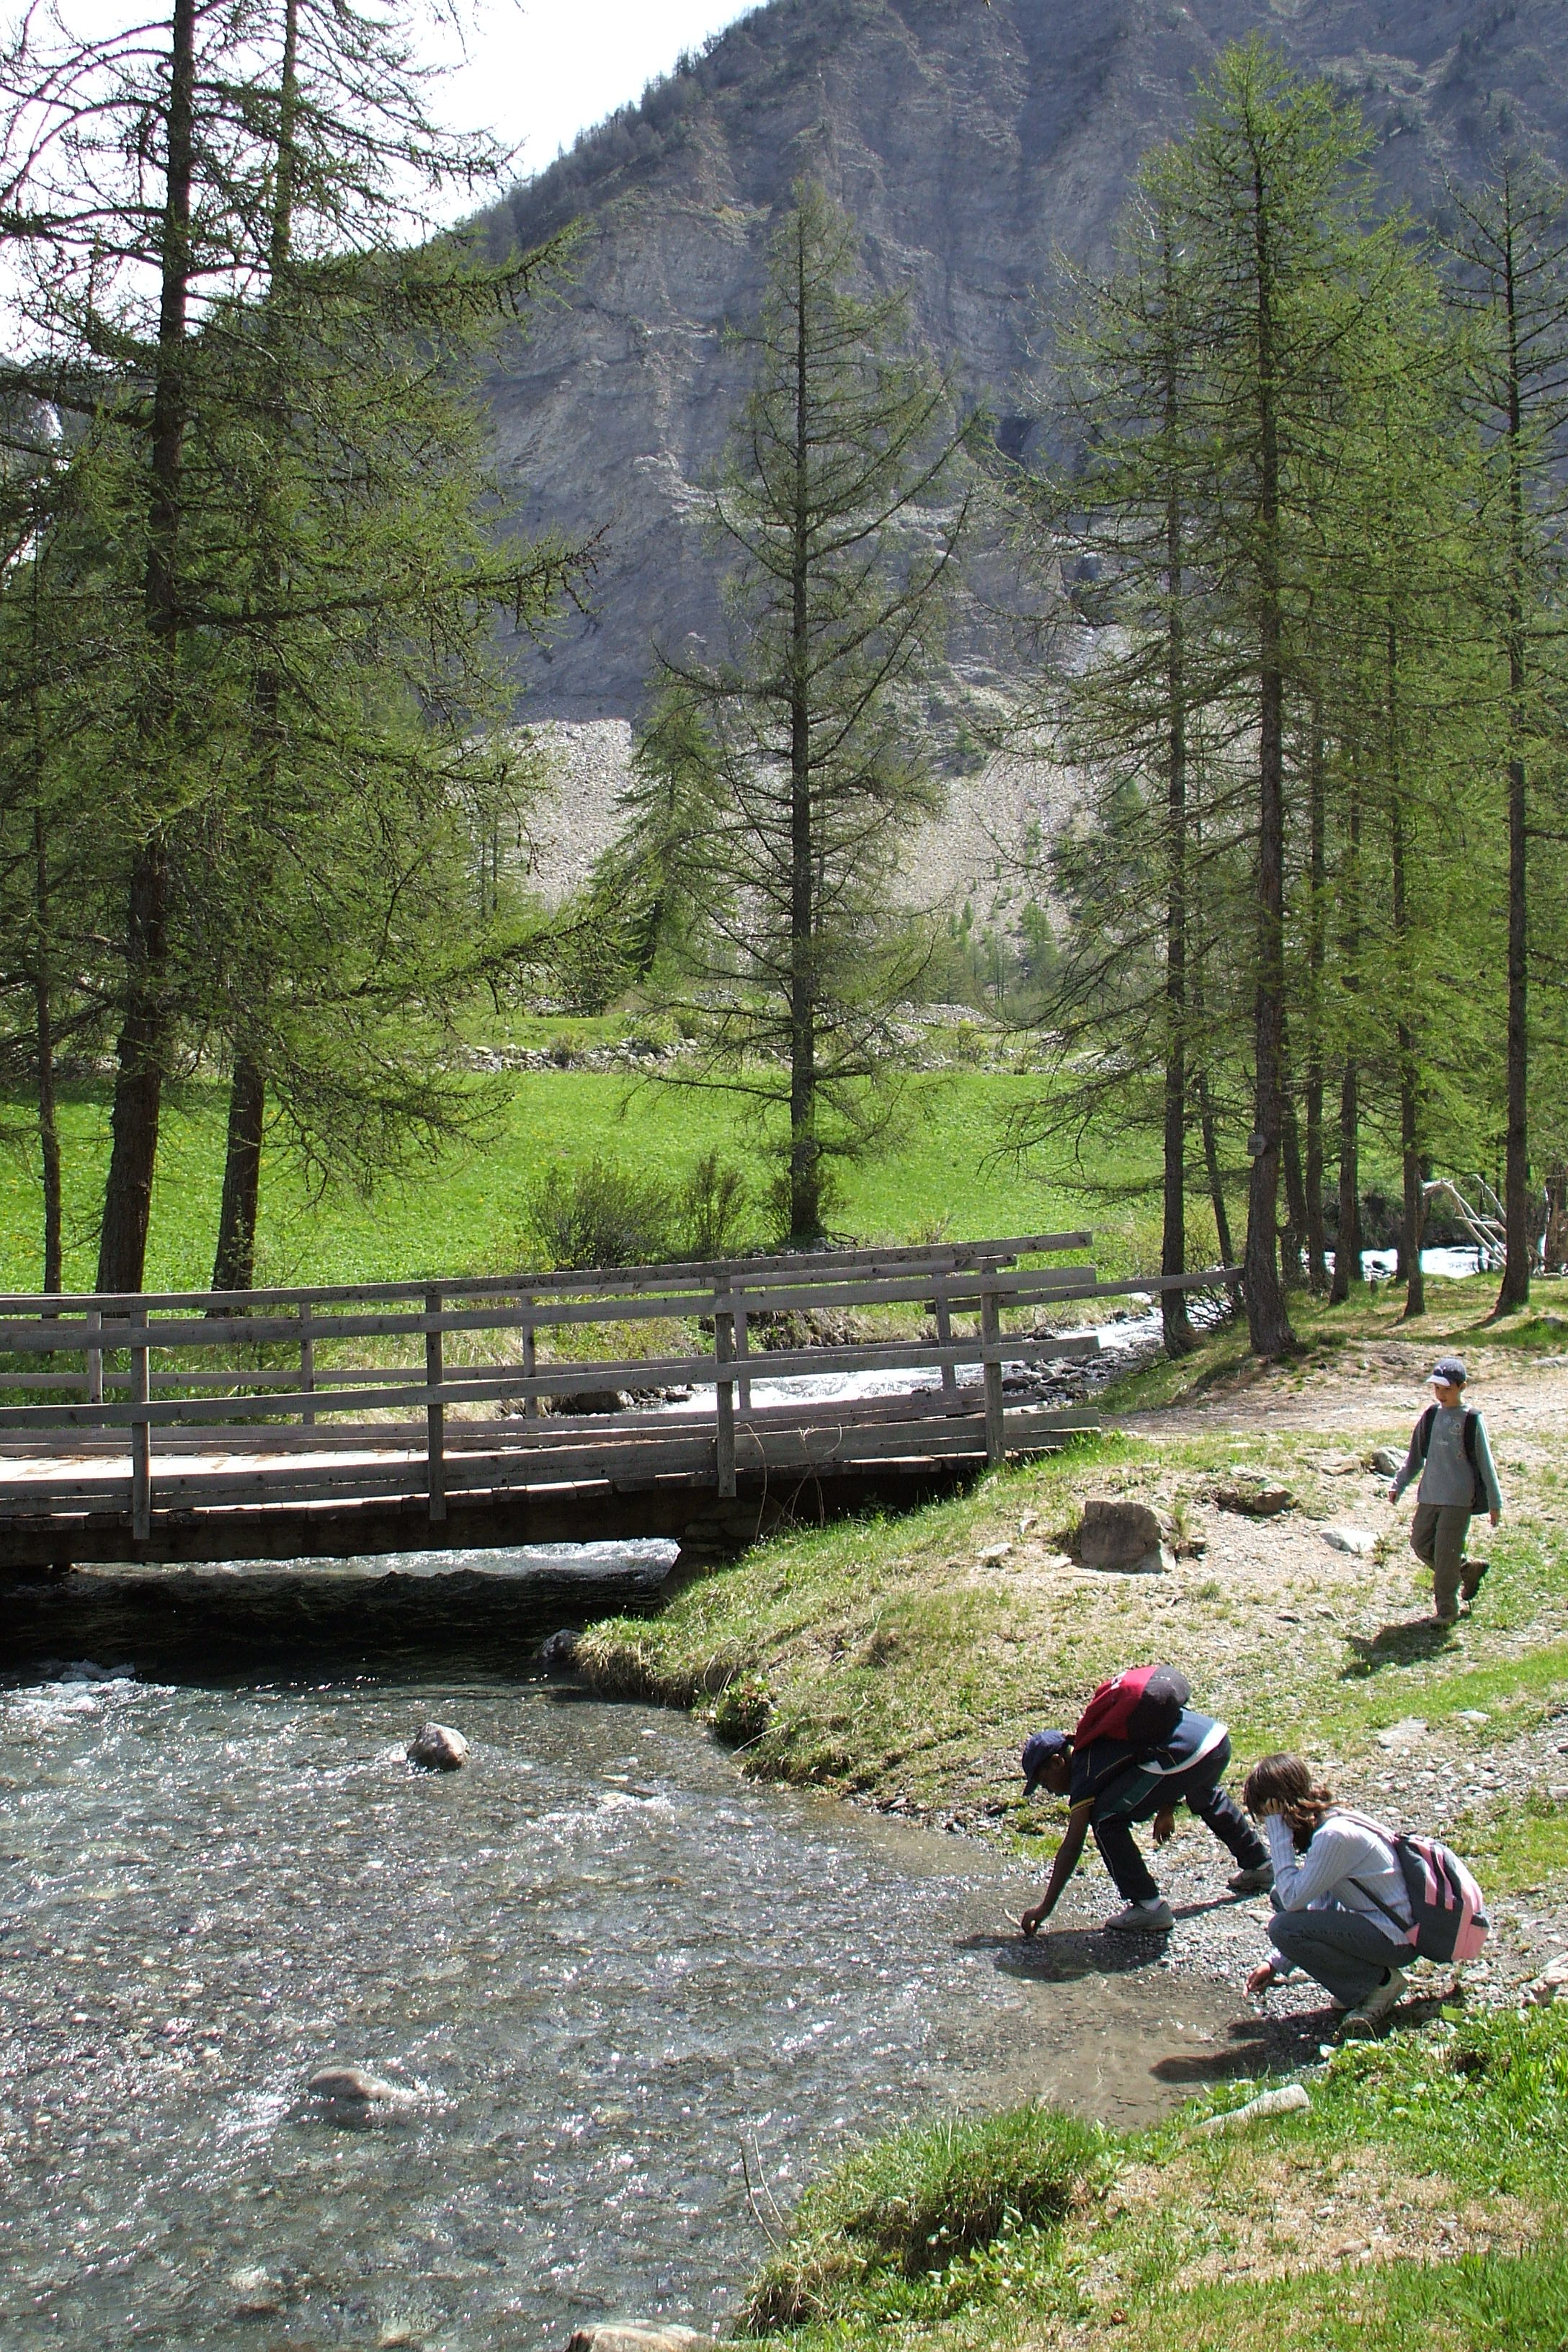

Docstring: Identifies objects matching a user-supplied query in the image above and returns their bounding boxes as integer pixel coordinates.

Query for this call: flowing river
[1,1650,1243,2351]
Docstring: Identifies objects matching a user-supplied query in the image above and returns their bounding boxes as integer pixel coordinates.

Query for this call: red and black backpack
[1073,1664,1191,1755]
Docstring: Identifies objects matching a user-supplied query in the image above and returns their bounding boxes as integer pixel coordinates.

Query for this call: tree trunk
[1387,694,1425,1319]
[211,1054,266,1294]
[1328,767,1362,1306]
[786,211,819,1246]
[1304,702,1327,1291]
[1281,1093,1309,1289]
[97,842,172,1293]
[1241,156,1294,1358]
[32,808,61,1296]
[1500,206,1532,1310]
[1329,1057,1361,1304]
[1161,333,1195,1358]
[97,0,197,1293]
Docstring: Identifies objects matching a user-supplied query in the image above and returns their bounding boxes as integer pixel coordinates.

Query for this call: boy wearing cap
[1016,1705,1272,1937]
[1389,1355,1503,1625]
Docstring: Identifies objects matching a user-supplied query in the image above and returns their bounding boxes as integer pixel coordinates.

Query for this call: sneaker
[1105,1898,1175,1934]
[1461,1559,1489,1603]
[1338,1966,1407,2039]
[1227,1862,1275,1896]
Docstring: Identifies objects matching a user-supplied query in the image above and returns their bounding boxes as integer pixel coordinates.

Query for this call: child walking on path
[1389,1353,1502,1625]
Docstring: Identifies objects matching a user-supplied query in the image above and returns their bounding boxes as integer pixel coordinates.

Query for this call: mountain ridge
[485,0,1568,721]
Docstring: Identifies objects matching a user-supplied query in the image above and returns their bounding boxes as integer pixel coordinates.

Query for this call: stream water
[1,1664,1242,2351]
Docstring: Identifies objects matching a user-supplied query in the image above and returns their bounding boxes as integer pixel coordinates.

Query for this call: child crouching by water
[1242,1752,1412,2039]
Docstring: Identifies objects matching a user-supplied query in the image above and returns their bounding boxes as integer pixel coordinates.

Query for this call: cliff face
[488,0,1568,719]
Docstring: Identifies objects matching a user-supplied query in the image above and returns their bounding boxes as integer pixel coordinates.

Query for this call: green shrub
[711,1670,773,1745]
[740,2103,1105,2330]
[520,1148,756,1270]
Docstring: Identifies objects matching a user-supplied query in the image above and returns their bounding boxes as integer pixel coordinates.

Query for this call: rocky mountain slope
[487,0,1568,724]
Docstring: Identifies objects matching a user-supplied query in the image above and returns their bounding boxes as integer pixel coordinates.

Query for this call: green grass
[738,2006,1568,2351]
[741,2106,1105,2330]
[0,1069,1199,1291]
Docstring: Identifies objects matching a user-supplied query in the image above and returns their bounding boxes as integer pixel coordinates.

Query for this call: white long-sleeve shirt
[1265,1811,1413,1930]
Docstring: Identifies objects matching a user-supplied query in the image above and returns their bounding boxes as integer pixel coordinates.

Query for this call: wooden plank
[0,1411,1097,1520]
[0,1231,1095,1322]
[0,1329,1102,1435]
[300,1301,316,1428]
[981,1284,1004,1466]
[130,1345,151,1540]
[715,1309,736,1500]
[426,1286,445,1524]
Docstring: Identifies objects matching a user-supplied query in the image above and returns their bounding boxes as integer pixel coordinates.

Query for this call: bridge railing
[0,1234,1239,1538]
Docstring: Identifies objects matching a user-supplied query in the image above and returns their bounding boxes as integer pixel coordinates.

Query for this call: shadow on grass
[1342,1618,1456,1677]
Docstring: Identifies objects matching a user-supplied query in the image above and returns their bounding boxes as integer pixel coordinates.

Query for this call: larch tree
[1149,38,1403,1357]
[0,0,580,1291]
[1443,158,1568,1314]
[636,179,969,1244]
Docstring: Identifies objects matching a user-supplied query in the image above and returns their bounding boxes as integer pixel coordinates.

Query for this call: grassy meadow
[0,1053,1216,1292]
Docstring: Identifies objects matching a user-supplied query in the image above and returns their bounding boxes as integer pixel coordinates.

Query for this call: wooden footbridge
[0,1234,1234,1572]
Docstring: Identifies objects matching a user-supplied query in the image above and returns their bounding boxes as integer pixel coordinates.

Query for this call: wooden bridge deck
[0,1236,1234,1571]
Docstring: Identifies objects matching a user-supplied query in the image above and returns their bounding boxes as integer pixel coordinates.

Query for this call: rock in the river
[548,1389,634,1416]
[1371,1446,1404,1477]
[306,2070,416,2126]
[540,1627,581,1668]
[307,2064,409,2105]
[1077,1498,1170,1574]
[407,1721,468,1770]
[228,2265,283,2315]
[566,2330,712,2352]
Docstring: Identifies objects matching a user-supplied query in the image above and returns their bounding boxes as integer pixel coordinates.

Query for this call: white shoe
[1227,1862,1275,1896]
[1105,1898,1175,1933]
[1338,1966,1407,2039]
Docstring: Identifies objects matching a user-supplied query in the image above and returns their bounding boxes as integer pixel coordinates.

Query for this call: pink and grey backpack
[1338,1808,1489,1964]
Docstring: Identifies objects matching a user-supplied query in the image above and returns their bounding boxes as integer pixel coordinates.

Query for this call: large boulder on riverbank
[1077,1498,1170,1575]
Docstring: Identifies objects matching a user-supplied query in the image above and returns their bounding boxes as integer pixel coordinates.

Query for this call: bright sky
[445,0,760,177]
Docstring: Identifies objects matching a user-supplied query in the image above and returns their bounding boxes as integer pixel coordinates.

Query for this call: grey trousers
[1409,1502,1481,1621]
[1269,1902,1409,2008]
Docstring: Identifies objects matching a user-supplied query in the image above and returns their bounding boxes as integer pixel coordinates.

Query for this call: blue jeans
[1091,1738,1268,1904]
[1269,1901,1409,2008]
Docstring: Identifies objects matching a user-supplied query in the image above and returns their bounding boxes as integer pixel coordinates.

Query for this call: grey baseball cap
[1428,1355,1467,1386]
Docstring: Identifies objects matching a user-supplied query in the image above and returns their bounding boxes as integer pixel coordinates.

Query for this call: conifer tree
[0,0,579,1290]
[636,180,968,1243]
[1443,158,1568,1312]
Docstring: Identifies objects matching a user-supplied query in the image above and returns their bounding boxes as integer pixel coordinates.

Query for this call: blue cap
[1021,1728,1071,1792]
[1429,1355,1466,1386]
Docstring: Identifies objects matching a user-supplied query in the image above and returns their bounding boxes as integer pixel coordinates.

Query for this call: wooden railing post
[425,1286,446,1523]
[521,1293,538,1416]
[933,1282,958,1407]
[981,1280,1005,1467]
[85,1306,102,1405]
[715,1294,736,1500]
[131,1329,151,1541]
[733,1277,751,1412]
[299,1298,315,1427]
